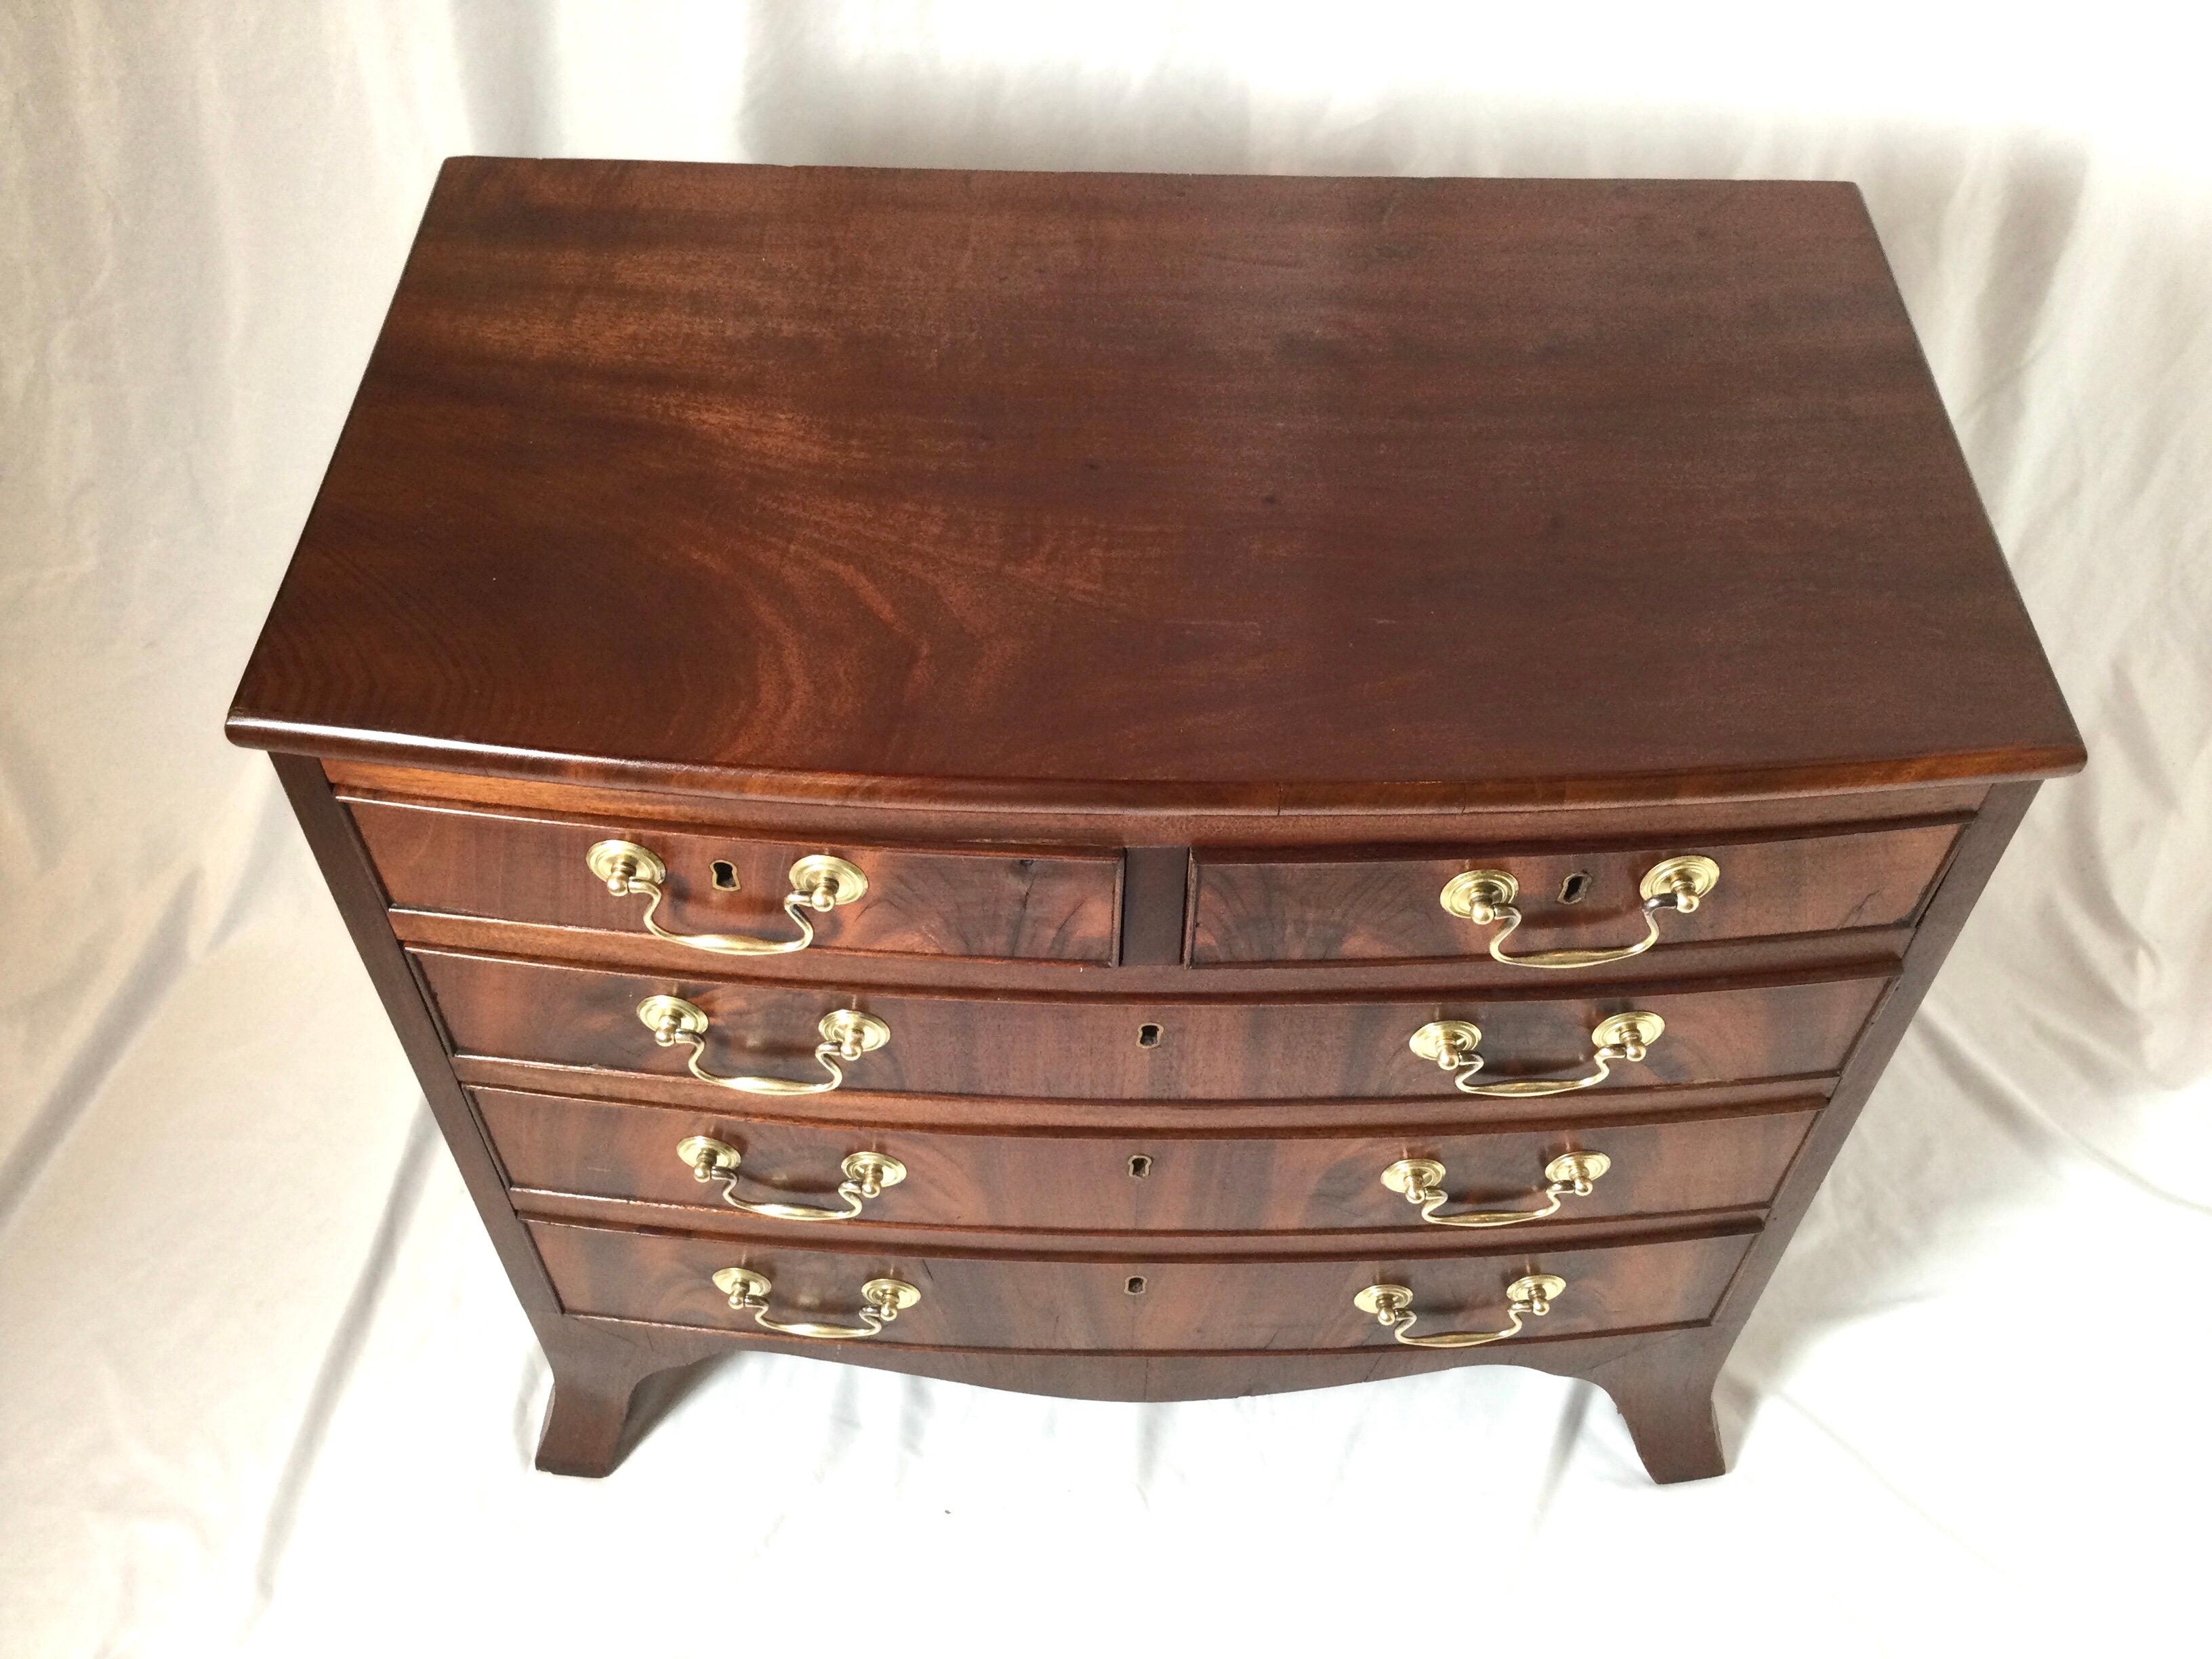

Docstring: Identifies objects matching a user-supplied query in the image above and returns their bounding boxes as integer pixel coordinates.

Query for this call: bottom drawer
[530,1219,1756,1353]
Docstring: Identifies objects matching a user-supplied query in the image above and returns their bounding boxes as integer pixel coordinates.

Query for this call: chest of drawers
[228,159,2081,1483]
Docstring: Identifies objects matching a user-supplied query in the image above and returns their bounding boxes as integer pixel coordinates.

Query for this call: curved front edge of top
[220,714,2088,818]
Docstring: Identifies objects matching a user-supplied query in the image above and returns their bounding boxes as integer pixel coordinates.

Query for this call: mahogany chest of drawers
[228,159,2082,1482]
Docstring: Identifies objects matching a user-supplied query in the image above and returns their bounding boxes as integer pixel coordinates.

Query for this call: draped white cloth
[4,5,2207,1652]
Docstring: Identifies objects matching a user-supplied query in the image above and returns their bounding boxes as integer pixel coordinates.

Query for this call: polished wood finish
[417,947,1887,1102]
[268,755,705,1477]
[408,906,1917,1004]
[1119,846,1191,966]
[478,1086,1818,1235]
[1189,818,1963,965]
[459,1055,1831,1137]
[529,1217,1758,1353]
[230,163,2083,1485]
[346,794,1123,964]
[330,758,1996,842]
[228,163,2081,811]
[513,1187,1777,1261]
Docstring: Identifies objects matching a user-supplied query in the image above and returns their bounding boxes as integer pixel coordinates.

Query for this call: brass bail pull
[637,996,890,1096]
[677,1136,907,1222]
[1353,1274,1568,1349]
[1409,1012,1663,1099]
[588,840,867,956]
[1439,855,1719,970]
[712,1267,920,1341]
[1381,1151,1611,1228]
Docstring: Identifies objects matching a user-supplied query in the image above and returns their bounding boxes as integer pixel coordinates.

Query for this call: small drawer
[529,1218,1758,1352]
[1189,819,1963,966]
[483,1088,1816,1234]
[346,795,1122,964]
[419,949,1886,1102]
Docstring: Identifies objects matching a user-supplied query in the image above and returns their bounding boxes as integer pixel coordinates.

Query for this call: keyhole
[1128,1154,1152,1179]
[1125,1276,1147,1295]
[1559,871,1591,905]
[710,861,739,890]
[1136,1023,1162,1048]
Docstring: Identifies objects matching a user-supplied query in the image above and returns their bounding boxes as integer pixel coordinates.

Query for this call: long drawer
[530,1218,1758,1351]
[482,1086,1816,1234]
[419,949,1887,1102]
[1189,818,1963,965]
[347,794,1125,964]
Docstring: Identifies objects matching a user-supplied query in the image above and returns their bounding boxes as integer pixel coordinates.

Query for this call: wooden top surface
[228,159,2081,812]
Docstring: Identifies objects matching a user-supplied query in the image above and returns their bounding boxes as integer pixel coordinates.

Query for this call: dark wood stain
[229,163,2083,1484]
[476,1086,1818,1235]
[227,163,2082,811]
[416,947,1887,1101]
[347,794,1122,964]
[527,1217,1758,1353]
[1189,819,1962,964]
[328,758,1996,840]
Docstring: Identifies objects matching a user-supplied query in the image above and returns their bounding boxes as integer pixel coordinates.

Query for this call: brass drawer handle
[1408,1012,1662,1097]
[1440,855,1718,969]
[712,1267,920,1340]
[589,839,866,956]
[677,1135,906,1221]
[1354,1273,1565,1349]
[638,996,889,1096]
[1381,1151,1610,1227]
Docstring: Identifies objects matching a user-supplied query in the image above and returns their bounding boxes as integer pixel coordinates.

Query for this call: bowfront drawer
[529,1218,1757,1351]
[418,949,1885,1101]
[483,1087,1816,1233]
[346,795,1123,964]
[1189,819,1963,966]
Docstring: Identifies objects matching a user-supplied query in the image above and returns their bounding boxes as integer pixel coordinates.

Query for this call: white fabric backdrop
[4,4,2209,1653]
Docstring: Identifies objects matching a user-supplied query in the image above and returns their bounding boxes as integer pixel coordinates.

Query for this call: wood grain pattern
[224,164,2085,1482]
[227,164,2083,811]
[270,754,713,1478]
[417,947,1888,1102]
[346,794,1122,964]
[529,1217,1757,1353]
[1190,819,1961,964]
[458,1056,1831,1137]
[477,1086,1817,1235]
[513,1189,1771,1261]
[399,905,1916,1002]
[329,757,1996,841]
[534,1322,1721,1416]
